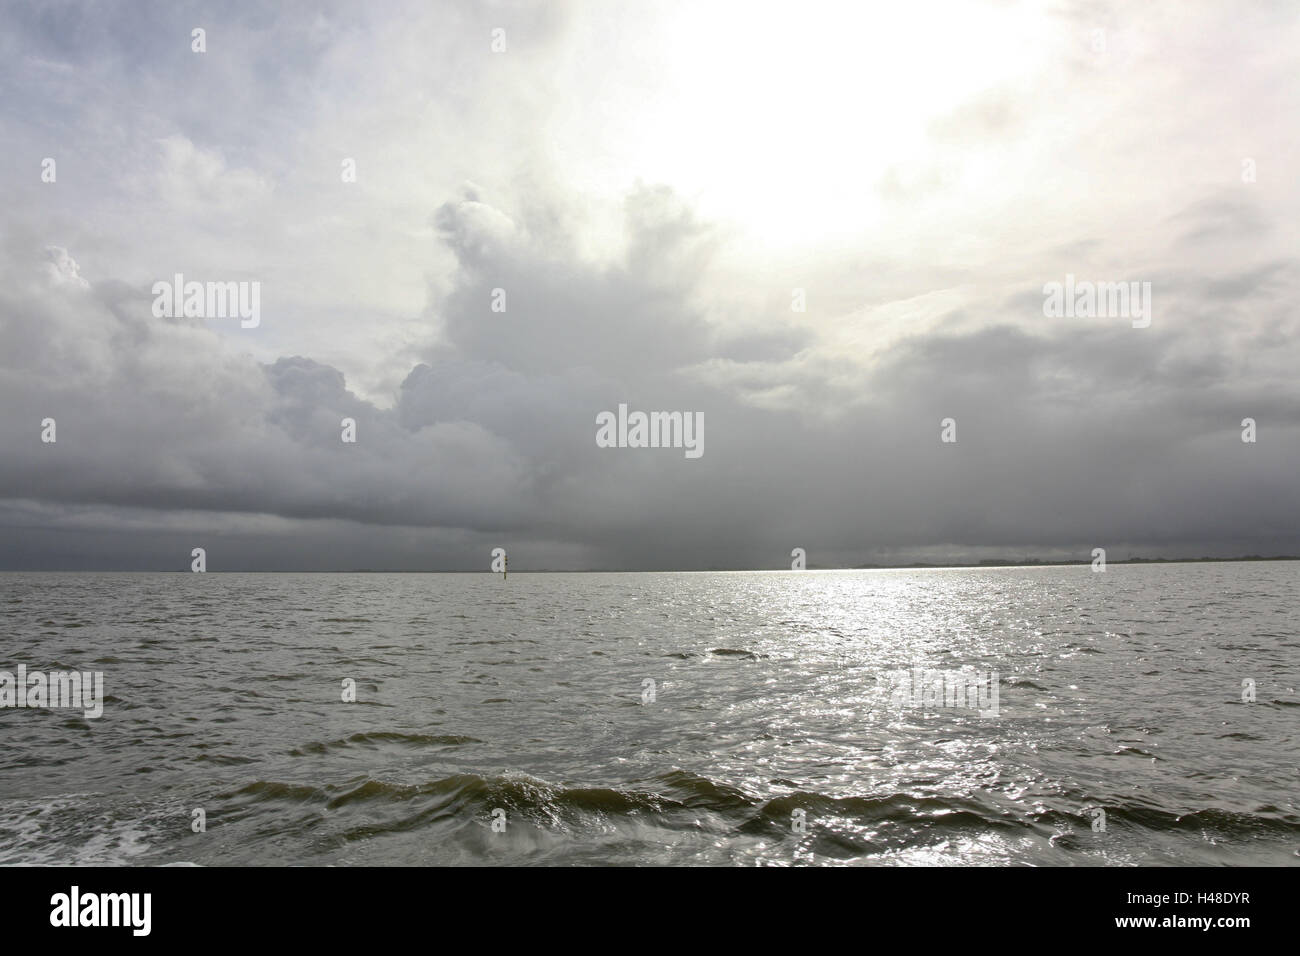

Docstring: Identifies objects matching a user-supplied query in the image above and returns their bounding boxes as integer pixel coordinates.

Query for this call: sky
[0,0,1297,570]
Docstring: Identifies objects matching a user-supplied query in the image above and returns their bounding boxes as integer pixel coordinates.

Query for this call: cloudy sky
[1,0,1297,570]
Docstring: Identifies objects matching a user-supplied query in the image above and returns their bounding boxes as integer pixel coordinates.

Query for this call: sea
[1,563,1296,866]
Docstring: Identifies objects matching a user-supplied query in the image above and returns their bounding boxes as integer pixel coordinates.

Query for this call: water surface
[1,564,1296,865]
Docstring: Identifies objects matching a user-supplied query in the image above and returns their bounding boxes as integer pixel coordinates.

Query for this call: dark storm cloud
[4,166,1300,569]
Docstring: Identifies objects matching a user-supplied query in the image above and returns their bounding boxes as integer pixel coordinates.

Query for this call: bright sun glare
[565,2,1058,251]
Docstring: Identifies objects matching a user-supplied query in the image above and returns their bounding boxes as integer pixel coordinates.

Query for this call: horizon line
[4,555,1298,573]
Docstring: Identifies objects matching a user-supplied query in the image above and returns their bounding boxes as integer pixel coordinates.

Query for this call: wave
[213,769,1300,850]
[288,732,481,756]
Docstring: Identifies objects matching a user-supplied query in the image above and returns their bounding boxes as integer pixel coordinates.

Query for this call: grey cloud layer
[1,1,1297,569]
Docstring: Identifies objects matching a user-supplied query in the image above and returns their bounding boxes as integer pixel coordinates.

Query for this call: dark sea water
[1,564,1297,866]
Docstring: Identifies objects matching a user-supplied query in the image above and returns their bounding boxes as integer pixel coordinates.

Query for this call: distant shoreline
[8,556,1298,573]
[377,556,1300,572]
[356,556,1300,572]
[851,555,1300,569]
